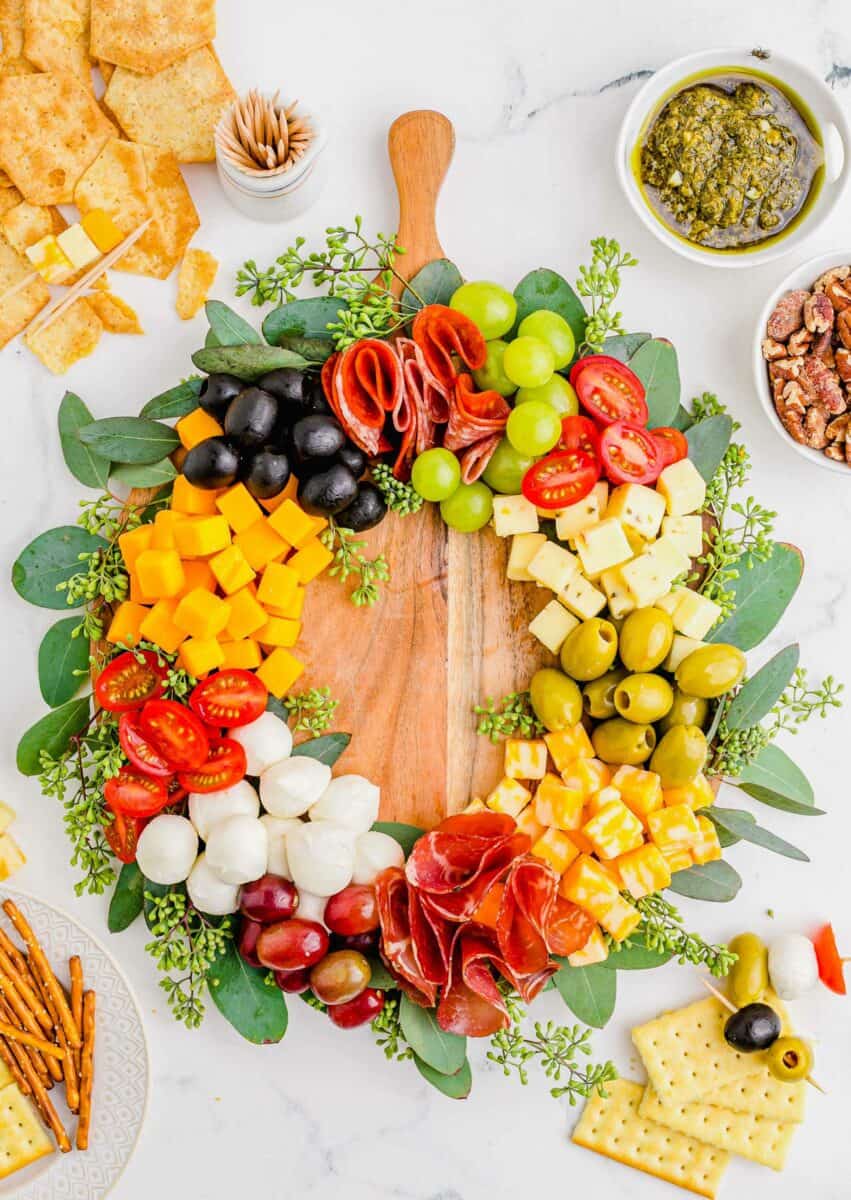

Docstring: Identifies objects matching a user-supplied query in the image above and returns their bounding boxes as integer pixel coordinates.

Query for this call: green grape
[515,375,579,415]
[411,448,461,502]
[506,400,561,456]
[472,339,517,396]
[517,310,576,370]
[482,437,536,494]
[450,281,516,340]
[440,481,494,532]
[502,336,555,388]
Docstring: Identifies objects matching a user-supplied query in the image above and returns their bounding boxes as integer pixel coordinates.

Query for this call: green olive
[618,607,674,673]
[765,1036,813,1083]
[728,932,769,1008]
[559,618,619,682]
[659,688,710,733]
[613,673,674,724]
[649,724,707,787]
[675,643,747,699]
[529,668,583,732]
[582,669,627,720]
[592,717,656,765]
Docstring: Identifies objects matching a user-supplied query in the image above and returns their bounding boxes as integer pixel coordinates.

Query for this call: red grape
[324,885,379,936]
[237,918,263,968]
[310,950,371,1005]
[239,873,299,923]
[327,988,385,1028]
[333,930,379,954]
[256,919,328,971]
[274,967,311,994]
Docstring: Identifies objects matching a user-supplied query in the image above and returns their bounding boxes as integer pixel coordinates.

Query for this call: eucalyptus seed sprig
[371,463,424,516]
[488,1004,617,1103]
[474,692,545,743]
[625,893,737,977]
[576,237,638,354]
[144,890,233,1029]
[321,521,390,607]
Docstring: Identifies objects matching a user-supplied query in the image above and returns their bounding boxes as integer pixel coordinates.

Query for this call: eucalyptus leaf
[207,939,288,1044]
[108,863,145,933]
[604,941,674,970]
[707,543,803,650]
[671,404,694,432]
[38,617,89,707]
[685,414,734,482]
[714,810,755,848]
[365,958,397,990]
[512,268,587,348]
[726,645,799,730]
[414,1054,472,1099]
[668,859,742,902]
[262,297,347,362]
[553,960,616,1028]
[78,417,180,465]
[192,344,308,381]
[628,338,680,426]
[16,696,90,775]
[706,807,809,861]
[205,300,263,346]
[205,327,221,348]
[370,821,424,857]
[735,744,814,807]
[12,526,107,610]
[399,994,466,1074]
[734,783,824,816]
[58,392,110,489]
[140,377,203,420]
[600,332,651,362]
[110,459,177,488]
[402,259,464,311]
[291,732,351,766]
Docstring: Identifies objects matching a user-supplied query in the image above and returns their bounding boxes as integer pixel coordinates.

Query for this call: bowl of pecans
[754,251,851,472]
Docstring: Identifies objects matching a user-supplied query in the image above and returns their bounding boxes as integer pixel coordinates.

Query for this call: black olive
[302,375,332,415]
[337,444,368,478]
[724,1003,781,1052]
[242,448,291,500]
[258,368,309,406]
[292,414,346,465]
[182,437,241,489]
[297,463,359,516]
[223,387,279,448]
[198,373,243,419]
[335,483,387,532]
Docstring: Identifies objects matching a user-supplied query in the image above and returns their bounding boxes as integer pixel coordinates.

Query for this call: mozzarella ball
[309,774,380,833]
[186,853,240,916]
[260,815,302,879]
[352,830,405,885]
[205,815,268,885]
[189,780,259,842]
[230,711,293,776]
[286,821,355,896]
[260,757,331,818]
[136,815,198,886]
[295,889,328,927]
[768,933,819,1000]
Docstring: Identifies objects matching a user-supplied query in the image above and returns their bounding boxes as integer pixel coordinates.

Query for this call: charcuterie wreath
[12,113,842,1115]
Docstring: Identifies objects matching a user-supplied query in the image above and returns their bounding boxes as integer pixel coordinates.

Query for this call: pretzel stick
[69,956,83,1075]
[2,902,80,1048]
[0,1034,30,1095]
[0,968,61,1081]
[0,990,51,1087]
[0,945,52,1033]
[76,991,95,1151]
[0,1020,64,1059]
[58,1028,79,1113]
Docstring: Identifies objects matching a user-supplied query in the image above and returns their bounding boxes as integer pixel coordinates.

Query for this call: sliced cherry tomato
[138,699,209,770]
[599,420,661,485]
[104,810,146,864]
[568,353,625,388]
[521,449,599,511]
[94,650,167,713]
[651,426,688,468]
[574,357,648,426]
[813,923,847,995]
[558,414,600,459]
[189,669,268,728]
[118,713,176,777]
[177,737,247,793]
[104,767,169,818]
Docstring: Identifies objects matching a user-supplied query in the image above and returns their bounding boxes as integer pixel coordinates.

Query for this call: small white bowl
[215,106,328,222]
[753,249,851,474]
[616,48,851,268]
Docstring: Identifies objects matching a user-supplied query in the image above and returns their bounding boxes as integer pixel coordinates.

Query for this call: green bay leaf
[735,744,814,806]
[140,377,202,420]
[78,417,180,465]
[600,332,651,361]
[414,1054,472,1099]
[668,859,742,902]
[108,863,145,933]
[628,337,680,426]
[291,732,351,766]
[512,268,587,349]
[192,344,308,381]
[58,392,110,489]
[402,260,464,311]
[685,414,734,482]
[399,995,466,1074]
[111,458,177,488]
[726,645,800,731]
[38,616,89,707]
[706,807,809,861]
[370,821,424,857]
[262,296,347,361]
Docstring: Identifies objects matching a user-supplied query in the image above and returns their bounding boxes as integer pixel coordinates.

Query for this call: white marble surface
[1,1,851,1196]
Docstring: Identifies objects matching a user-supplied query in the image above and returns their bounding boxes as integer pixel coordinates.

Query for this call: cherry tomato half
[599,420,661,485]
[189,669,268,729]
[104,767,169,818]
[138,699,209,771]
[177,737,247,793]
[651,426,688,468]
[558,414,600,459]
[521,449,599,511]
[568,353,625,388]
[94,650,166,713]
[118,713,175,778]
[813,923,847,995]
[574,357,648,427]
[104,810,146,864]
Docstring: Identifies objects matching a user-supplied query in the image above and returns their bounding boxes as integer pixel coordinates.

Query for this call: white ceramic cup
[216,108,328,222]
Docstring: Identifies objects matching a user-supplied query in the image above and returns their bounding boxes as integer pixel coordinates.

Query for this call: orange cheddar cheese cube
[287,537,333,584]
[515,805,547,844]
[568,925,608,967]
[135,548,185,599]
[662,846,693,874]
[216,484,264,534]
[504,738,548,781]
[176,408,223,450]
[582,800,645,860]
[647,803,701,855]
[106,601,148,646]
[544,724,594,772]
[129,570,155,604]
[595,858,622,889]
[81,208,123,252]
[559,854,620,920]
[585,784,621,817]
[171,474,219,515]
[257,648,305,697]
[614,843,671,899]
[118,524,153,572]
[568,829,596,856]
[174,588,231,640]
[178,637,225,678]
[267,499,325,548]
[219,639,262,670]
[663,773,715,811]
[692,814,722,865]
[256,561,299,610]
[174,516,231,559]
[257,616,301,649]
[265,585,306,621]
[139,599,186,655]
[531,828,580,875]
[563,757,611,797]
[234,520,288,572]
[225,587,268,640]
[612,765,663,819]
[534,773,584,831]
[599,894,641,942]
[176,559,217,597]
[151,509,183,551]
[486,777,531,818]
[210,544,256,595]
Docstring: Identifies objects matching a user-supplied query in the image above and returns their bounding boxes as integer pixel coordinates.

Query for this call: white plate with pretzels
[0,890,149,1199]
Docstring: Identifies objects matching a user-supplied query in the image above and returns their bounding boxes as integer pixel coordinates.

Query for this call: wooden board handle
[388,110,455,288]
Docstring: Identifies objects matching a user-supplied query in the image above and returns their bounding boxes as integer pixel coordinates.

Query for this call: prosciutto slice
[436,929,511,1037]
[411,304,487,390]
[545,895,596,959]
[496,859,558,978]
[374,867,437,1007]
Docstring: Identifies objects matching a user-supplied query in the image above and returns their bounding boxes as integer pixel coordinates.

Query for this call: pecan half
[814,265,850,292]
[804,291,834,333]
[826,280,851,311]
[837,308,851,350]
[835,347,851,382]
[800,355,846,414]
[824,443,845,461]
[804,405,829,448]
[761,337,788,361]
[775,381,809,443]
[826,413,850,442]
[787,327,813,357]
[768,356,803,383]
[766,289,809,340]
[812,329,835,365]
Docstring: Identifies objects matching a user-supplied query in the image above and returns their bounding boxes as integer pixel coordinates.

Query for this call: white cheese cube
[493,494,539,538]
[671,589,722,640]
[655,588,686,617]
[575,518,633,579]
[486,777,532,816]
[620,553,673,608]
[56,223,100,270]
[605,483,666,539]
[555,492,601,542]
[560,573,606,620]
[662,514,704,558]
[506,532,546,582]
[646,534,691,580]
[600,566,636,619]
[591,480,609,512]
[528,541,580,593]
[528,599,579,653]
[665,634,705,672]
[657,458,706,516]
[25,234,71,283]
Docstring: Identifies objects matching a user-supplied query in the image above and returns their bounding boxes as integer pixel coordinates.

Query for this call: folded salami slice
[545,895,596,959]
[437,928,511,1037]
[324,338,403,455]
[375,866,438,1007]
[458,434,502,483]
[411,304,487,390]
[496,858,558,978]
[444,373,510,452]
[395,336,451,459]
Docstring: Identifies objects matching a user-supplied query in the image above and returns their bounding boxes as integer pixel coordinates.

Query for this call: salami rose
[324,339,403,455]
[411,304,487,389]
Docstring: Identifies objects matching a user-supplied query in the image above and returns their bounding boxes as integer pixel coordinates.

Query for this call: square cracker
[25,295,102,373]
[91,0,215,75]
[573,1079,728,1199]
[86,290,142,333]
[639,1085,797,1171]
[0,72,115,204]
[0,229,48,347]
[23,0,91,79]
[0,1081,53,1179]
[140,144,199,266]
[176,247,218,319]
[104,45,234,163]
[0,200,64,253]
[705,1071,806,1124]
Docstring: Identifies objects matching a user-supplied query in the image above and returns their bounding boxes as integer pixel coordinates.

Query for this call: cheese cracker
[0,230,48,348]
[25,296,103,374]
[91,0,215,75]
